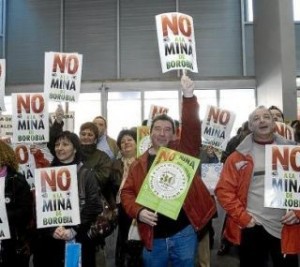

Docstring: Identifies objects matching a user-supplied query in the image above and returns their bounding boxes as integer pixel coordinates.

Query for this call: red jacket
[121,96,216,250]
[215,133,300,254]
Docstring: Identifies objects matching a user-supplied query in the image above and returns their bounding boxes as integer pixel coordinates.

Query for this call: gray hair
[248,105,273,124]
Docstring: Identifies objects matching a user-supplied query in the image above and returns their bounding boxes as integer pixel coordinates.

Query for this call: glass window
[71,93,101,135]
[107,91,141,139]
[219,89,256,136]
[295,0,300,21]
[194,90,217,121]
[245,0,300,22]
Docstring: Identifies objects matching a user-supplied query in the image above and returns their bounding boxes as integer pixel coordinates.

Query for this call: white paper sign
[35,165,80,228]
[265,145,300,210]
[201,163,223,194]
[13,144,37,190]
[155,12,198,73]
[274,122,294,141]
[0,178,11,240]
[0,115,12,138]
[50,111,75,132]
[11,93,49,144]
[0,59,6,112]
[147,105,169,127]
[44,52,82,103]
[202,105,236,151]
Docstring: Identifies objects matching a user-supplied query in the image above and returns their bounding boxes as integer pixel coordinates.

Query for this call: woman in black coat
[32,131,102,267]
[0,140,32,267]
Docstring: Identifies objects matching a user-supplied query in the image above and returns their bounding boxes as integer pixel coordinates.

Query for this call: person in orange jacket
[121,75,216,267]
[215,105,300,267]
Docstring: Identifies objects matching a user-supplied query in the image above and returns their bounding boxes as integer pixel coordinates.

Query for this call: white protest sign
[44,52,82,103]
[35,165,80,228]
[147,105,169,127]
[201,163,223,194]
[155,12,198,73]
[50,111,75,132]
[265,145,300,210]
[12,93,49,144]
[202,105,236,151]
[0,115,12,138]
[274,122,294,141]
[13,144,37,190]
[0,178,10,240]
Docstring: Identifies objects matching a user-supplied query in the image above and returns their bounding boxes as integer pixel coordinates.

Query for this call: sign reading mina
[155,12,198,73]
[11,93,49,144]
[201,105,236,151]
[136,147,200,220]
[265,145,300,210]
[35,165,80,228]
[44,52,82,103]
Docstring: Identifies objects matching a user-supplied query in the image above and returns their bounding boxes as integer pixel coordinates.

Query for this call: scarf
[116,156,136,204]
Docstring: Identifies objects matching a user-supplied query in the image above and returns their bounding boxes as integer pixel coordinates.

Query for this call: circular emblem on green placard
[138,136,151,155]
[149,162,187,200]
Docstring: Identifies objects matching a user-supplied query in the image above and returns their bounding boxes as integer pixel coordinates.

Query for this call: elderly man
[215,105,300,267]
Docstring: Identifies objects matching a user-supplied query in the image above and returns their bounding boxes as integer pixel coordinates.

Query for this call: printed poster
[11,93,49,144]
[274,122,294,141]
[35,165,80,228]
[0,178,10,240]
[265,145,300,210]
[202,105,236,151]
[13,143,53,191]
[0,114,12,138]
[147,105,169,127]
[0,59,5,112]
[201,163,223,194]
[50,111,75,132]
[136,147,200,220]
[137,126,151,157]
[44,52,82,103]
[14,144,37,190]
[156,12,198,73]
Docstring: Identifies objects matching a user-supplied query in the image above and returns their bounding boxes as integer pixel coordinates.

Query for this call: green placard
[136,147,200,220]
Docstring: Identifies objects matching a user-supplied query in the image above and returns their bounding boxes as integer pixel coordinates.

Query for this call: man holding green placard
[121,74,216,267]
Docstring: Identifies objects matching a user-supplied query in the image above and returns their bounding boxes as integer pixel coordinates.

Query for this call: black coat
[0,168,32,267]
[32,163,102,267]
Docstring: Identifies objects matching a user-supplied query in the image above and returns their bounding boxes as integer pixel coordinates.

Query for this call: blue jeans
[143,224,197,267]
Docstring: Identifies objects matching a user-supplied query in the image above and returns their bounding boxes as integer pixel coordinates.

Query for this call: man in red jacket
[121,75,216,267]
[215,105,300,267]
